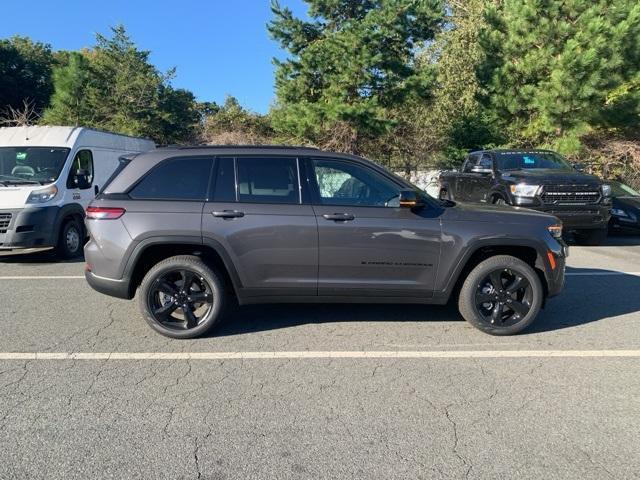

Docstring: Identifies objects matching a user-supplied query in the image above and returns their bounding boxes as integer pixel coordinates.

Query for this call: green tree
[268,0,444,154]
[41,52,92,126]
[41,25,198,144]
[201,96,274,144]
[0,36,55,115]
[480,0,640,153]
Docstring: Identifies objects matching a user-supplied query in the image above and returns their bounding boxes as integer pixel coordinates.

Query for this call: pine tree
[268,0,444,154]
[480,0,640,153]
[41,52,92,126]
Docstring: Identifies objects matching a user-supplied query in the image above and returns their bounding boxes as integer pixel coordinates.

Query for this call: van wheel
[458,255,543,335]
[138,255,225,339]
[56,218,84,259]
[573,229,607,246]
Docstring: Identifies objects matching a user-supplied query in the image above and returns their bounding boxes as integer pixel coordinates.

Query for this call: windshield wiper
[0,175,40,185]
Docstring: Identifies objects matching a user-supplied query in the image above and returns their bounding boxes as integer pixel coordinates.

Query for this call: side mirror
[399,190,425,209]
[73,170,91,190]
[571,162,585,172]
[471,165,493,175]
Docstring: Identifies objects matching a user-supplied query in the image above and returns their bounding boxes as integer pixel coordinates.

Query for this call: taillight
[86,206,126,220]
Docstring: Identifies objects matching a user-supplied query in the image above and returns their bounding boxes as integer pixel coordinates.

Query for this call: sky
[0,0,309,113]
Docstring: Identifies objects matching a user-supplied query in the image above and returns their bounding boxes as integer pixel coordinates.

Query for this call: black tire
[439,188,449,201]
[573,229,607,246]
[56,218,84,259]
[458,255,544,335]
[492,196,507,206]
[138,255,225,339]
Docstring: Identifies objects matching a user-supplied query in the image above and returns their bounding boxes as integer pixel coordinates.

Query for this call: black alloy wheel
[474,268,533,327]
[139,255,225,339]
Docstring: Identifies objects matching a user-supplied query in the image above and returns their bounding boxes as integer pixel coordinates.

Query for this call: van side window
[67,150,94,190]
[237,157,299,204]
[129,157,212,201]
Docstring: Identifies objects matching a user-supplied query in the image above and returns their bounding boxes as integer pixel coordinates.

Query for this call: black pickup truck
[439,149,612,245]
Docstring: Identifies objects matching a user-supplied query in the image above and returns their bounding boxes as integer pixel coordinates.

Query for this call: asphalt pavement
[0,234,639,479]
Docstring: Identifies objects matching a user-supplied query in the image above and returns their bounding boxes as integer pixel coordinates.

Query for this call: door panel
[307,157,441,298]
[202,202,318,296]
[313,205,441,297]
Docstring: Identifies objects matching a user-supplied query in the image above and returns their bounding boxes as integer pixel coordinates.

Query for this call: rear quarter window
[129,156,212,201]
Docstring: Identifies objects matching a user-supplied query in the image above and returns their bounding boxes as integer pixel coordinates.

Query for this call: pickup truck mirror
[470,165,493,175]
[399,190,425,209]
[571,162,585,172]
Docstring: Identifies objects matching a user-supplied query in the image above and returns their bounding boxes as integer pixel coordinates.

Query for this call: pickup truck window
[462,155,480,173]
[495,151,572,171]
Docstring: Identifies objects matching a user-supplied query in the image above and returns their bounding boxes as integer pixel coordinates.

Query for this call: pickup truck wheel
[138,255,225,339]
[492,196,506,205]
[458,255,543,335]
[573,229,607,246]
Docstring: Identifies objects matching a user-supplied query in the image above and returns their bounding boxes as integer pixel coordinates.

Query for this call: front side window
[237,157,299,204]
[67,150,94,189]
[311,159,399,207]
[463,155,480,173]
[0,147,69,185]
[130,156,212,201]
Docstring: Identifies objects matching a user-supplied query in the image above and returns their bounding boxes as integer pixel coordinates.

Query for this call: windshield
[495,151,572,171]
[611,181,640,197]
[0,147,70,185]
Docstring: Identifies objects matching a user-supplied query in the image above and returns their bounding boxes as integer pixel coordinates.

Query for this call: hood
[613,196,640,211]
[0,184,47,209]
[442,201,558,226]
[501,169,601,186]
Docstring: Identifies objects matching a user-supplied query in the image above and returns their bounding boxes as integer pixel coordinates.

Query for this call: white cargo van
[0,126,154,257]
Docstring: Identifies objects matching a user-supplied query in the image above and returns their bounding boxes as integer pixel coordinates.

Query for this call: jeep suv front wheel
[458,255,544,335]
[138,255,225,339]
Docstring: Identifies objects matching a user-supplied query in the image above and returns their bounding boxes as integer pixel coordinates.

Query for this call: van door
[64,149,96,208]
[201,156,318,299]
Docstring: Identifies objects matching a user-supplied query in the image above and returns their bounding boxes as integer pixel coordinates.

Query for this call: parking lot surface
[1,235,639,479]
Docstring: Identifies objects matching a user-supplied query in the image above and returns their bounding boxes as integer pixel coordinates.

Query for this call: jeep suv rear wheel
[138,255,225,339]
[458,255,543,335]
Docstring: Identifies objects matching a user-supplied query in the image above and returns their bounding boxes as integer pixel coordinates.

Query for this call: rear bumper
[0,207,59,250]
[85,270,132,299]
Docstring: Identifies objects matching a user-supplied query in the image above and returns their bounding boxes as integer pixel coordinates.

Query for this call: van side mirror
[399,190,425,209]
[72,169,91,190]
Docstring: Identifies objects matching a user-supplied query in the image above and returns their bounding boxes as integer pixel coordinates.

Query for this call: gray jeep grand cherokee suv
[84,146,567,338]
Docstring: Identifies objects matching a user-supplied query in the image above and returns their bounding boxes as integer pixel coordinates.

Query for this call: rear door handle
[322,213,355,222]
[212,210,245,219]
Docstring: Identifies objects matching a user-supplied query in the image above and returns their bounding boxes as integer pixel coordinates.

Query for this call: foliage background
[1,1,639,186]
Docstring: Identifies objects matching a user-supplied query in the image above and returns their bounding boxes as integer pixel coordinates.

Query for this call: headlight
[547,224,563,238]
[26,185,58,204]
[510,183,541,197]
[602,184,611,197]
[611,208,628,217]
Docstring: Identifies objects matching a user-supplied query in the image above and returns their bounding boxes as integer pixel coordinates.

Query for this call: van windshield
[495,151,573,171]
[0,147,70,185]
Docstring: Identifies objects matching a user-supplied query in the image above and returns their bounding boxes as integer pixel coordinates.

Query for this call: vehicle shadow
[211,266,640,337]
[0,249,85,264]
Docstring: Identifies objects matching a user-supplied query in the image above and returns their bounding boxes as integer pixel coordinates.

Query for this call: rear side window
[130,156,212,201]
[237,157,299,204]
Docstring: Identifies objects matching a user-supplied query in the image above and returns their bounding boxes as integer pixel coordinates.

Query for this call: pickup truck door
[306,158,441,298]
[472,153,494,202]
[456,154,481,201]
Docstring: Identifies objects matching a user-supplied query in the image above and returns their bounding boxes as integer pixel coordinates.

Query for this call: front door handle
[322,213,355,222]
[212,210,245,219]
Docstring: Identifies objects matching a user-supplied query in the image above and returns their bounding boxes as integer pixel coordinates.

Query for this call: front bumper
[546,240,567,298]
[0,207,59,250]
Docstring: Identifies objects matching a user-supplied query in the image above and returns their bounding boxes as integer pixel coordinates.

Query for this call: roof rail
[168,144,319,150]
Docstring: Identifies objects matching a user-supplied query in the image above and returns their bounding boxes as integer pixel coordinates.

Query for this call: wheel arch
[443,241,549,304]
[123,237,242,299]
[53,203,86,240]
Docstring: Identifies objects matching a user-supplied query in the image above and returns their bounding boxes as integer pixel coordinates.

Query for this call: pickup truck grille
[541,185,601,204]
[0,213,11,233]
